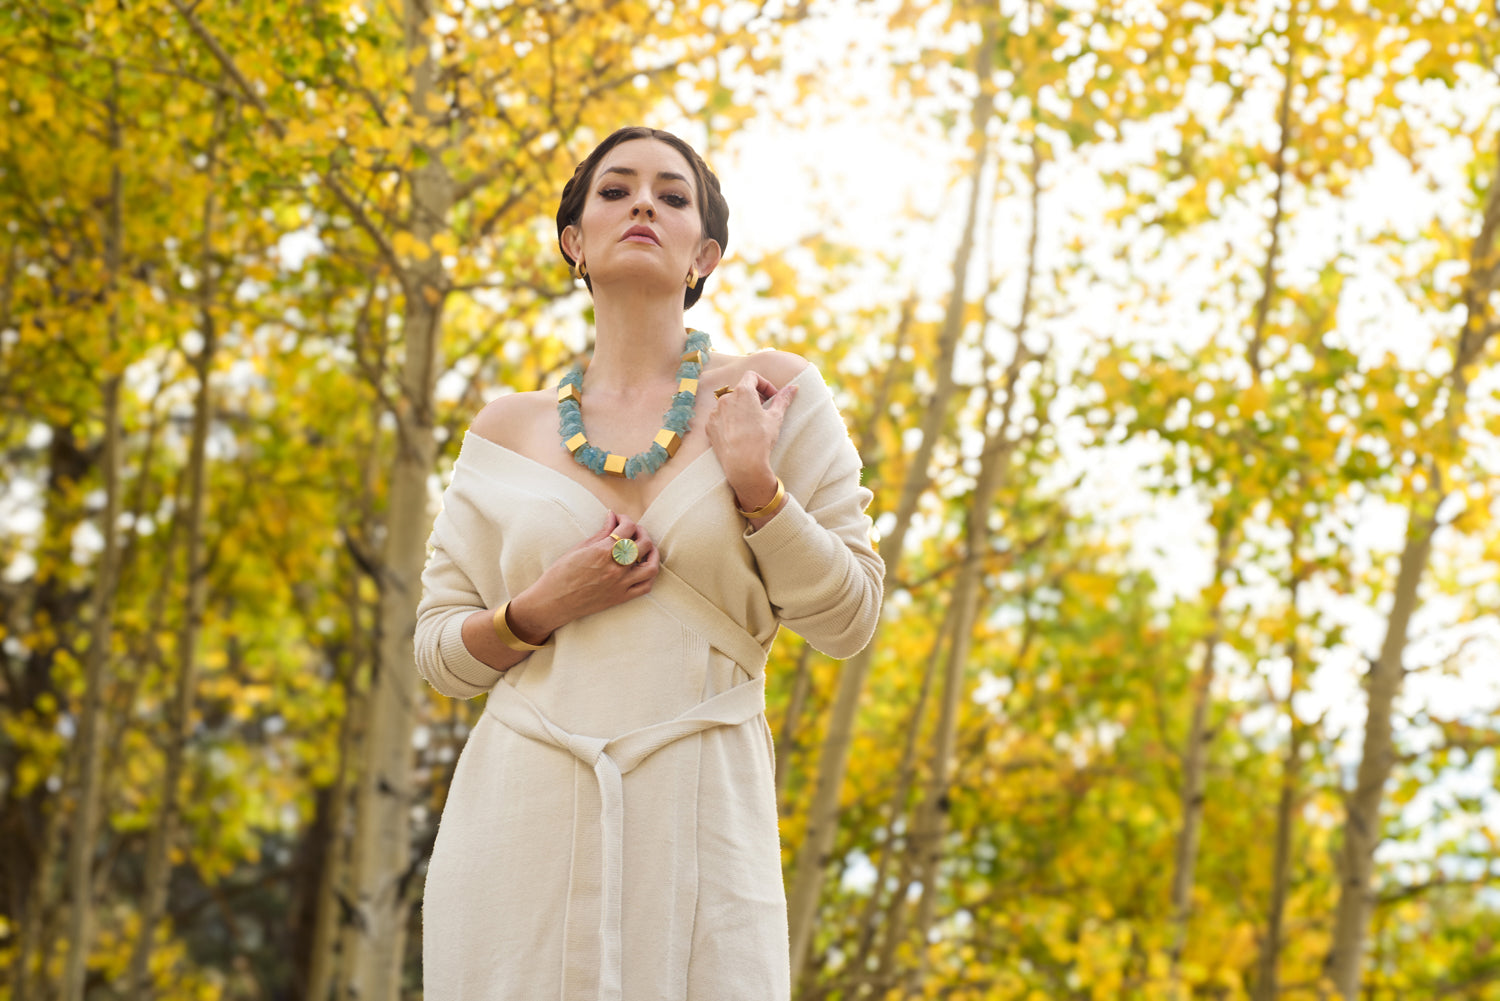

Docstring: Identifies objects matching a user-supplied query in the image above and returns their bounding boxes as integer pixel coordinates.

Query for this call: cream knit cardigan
[414,363,883,1001]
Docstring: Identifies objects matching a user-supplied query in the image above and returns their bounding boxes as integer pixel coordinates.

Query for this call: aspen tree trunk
[1169,50,1295,983]
[853,296,914,470]
[901,530,988,990]
[852,612,951,994]
[125,98,224,1001]
[1256,725,1302,1001]
[784,27,997,979]
[61,62,125,1001]
[870,633,956,998]
[804,296,916,827]
[902,158,1038,993]
[774,640,814,802]
[344,3,452,995]
[11,787,64,1001]
[307,645,359,1001]
[8,423,76,997]
[1254,527,1306,1001]
[1325,135,1499,1001]
[9,422,111,999]
[0,231,13,330]
[1167,528,1230,980]
[1324,514,1434,998]
[841,297,922,995]
[1248,50,1296,380]
[306,559,371,1001]
[327,446,384,1000]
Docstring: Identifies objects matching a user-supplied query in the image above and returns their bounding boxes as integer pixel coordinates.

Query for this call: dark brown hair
[556,126,730,310]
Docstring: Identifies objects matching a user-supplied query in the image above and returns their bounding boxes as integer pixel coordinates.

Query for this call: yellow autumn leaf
[393,230,431,261]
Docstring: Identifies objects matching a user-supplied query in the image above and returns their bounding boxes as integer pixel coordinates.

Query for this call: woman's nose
[631,199,655,220]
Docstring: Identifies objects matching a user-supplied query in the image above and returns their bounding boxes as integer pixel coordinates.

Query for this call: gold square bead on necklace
[654,428,683,457]
[565,432,588,454]
[603,453,627,477]
[558,383,582,404]
[677,378,699,395]
[680,349,706,366]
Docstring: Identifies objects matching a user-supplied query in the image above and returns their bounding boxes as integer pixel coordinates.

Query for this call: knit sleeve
[745,366,884,659]
[414,509,506,699]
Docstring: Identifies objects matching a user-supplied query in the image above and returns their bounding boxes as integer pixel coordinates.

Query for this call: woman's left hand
[705,370,797,516]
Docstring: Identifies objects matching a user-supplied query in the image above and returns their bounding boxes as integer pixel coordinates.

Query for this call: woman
[415,126,883,1001]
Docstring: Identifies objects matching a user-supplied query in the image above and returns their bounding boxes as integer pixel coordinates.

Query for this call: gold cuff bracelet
[493,600,548,652]
[737,477,786,520]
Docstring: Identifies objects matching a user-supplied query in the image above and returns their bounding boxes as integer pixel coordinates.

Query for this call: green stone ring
[611,536,640,566]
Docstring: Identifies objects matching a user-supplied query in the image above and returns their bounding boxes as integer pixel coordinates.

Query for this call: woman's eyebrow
[599,165,691,184]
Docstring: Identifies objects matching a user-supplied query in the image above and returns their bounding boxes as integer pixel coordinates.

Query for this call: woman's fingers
[766,382,798,419]
[636,539,660,571]
[600,512,658,576]
[624,524,657,569]
[611,513,641,543]
[628,539,660,593]
[589,510,620,542]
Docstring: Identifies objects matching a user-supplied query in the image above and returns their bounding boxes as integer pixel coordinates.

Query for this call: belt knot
[566,733,609,767]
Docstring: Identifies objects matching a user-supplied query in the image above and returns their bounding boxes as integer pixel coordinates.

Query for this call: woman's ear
[694,239,722,279]
[560,223,584,266]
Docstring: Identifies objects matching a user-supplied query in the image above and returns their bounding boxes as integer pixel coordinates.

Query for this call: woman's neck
[584,288,691,394]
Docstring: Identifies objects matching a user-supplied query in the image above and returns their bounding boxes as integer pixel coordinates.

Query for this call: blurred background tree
[0,0,1496,998]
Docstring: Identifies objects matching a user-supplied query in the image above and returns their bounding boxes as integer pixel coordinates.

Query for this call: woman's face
[562,138,720,296]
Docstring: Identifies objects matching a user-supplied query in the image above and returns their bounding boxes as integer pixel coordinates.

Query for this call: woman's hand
[461,512,658,673]
[705,370,797,522]
[503,512,660,644]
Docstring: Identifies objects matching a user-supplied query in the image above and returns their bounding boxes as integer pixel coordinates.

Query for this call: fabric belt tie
[487,668,767,1001]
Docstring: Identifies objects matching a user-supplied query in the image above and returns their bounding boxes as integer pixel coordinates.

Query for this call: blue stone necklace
[556,329,710,479]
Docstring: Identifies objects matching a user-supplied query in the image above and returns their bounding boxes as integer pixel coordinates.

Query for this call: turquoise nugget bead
[555,330,711,479]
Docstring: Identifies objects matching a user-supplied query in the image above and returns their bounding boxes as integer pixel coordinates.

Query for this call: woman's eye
[599,187,628,200]
[662,193,690,208]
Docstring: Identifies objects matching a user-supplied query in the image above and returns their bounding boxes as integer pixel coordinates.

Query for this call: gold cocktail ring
[714,385,733,398]
[611,536,640,566]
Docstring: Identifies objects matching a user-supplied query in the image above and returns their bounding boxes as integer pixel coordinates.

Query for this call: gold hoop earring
[575,259,588,280]
[685,265,699,290]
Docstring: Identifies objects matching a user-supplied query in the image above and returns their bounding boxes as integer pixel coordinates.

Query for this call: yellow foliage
[1,0,1497,996]
[392,229,430,261]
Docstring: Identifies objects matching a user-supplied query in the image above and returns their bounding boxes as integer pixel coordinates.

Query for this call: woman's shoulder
[710,348,813,389]
[468,389,553,452]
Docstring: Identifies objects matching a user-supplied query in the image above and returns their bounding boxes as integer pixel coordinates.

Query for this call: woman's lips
[621,226,659,244]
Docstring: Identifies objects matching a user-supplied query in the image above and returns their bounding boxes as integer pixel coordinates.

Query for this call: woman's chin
[587,265,686,298]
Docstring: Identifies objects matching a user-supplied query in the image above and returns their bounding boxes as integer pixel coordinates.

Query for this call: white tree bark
[1324,515,1434,998]
[1325,136,1499,1000]
[343,3,451,995]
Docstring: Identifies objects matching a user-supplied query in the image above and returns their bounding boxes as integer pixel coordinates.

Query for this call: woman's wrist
[729,465,778,514]
[503,590,558,647]
[493,600,548,651]
[731,466,787,530]
[737,478,785,519]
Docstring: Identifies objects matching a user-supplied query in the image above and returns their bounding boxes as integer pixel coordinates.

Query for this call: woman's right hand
[505,511,660,644]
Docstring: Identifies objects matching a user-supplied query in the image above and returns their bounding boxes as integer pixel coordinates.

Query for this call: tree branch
[167,0,404,277]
